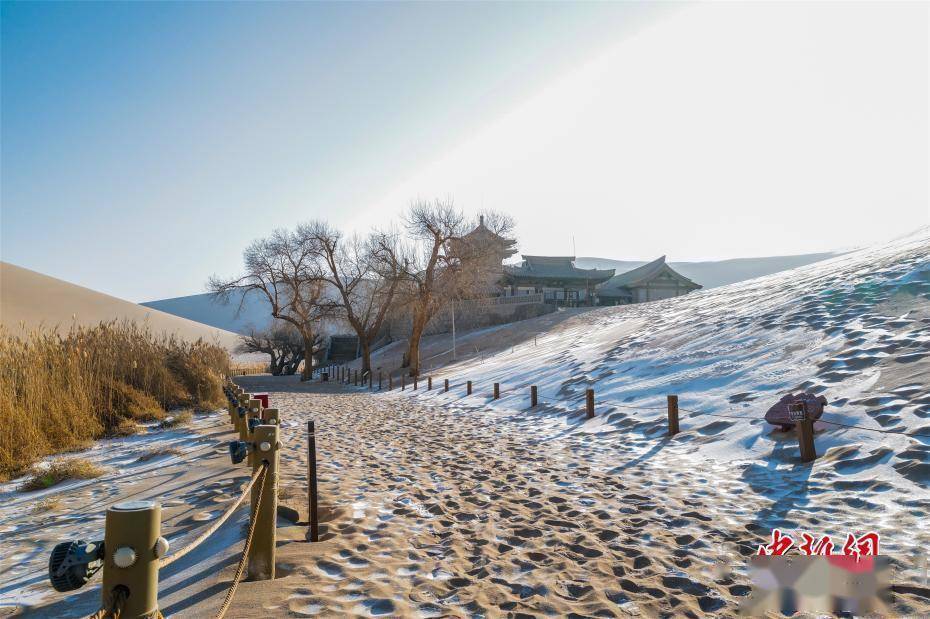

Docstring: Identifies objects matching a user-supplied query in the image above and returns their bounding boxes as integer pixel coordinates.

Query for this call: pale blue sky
[2,1,927,301]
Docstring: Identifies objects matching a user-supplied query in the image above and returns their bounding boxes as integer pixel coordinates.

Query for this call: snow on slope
[403,228,930,540]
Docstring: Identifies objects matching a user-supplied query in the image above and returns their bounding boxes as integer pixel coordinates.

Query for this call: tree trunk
[406,307,428,377]
[298,327,315,381]
[360,338,372,375]
[268,351,281,376]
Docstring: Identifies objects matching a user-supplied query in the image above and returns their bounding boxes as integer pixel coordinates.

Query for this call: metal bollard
[102,501,164,618]
[586,389,595,419]
[493,382,500,400]
[248,424,279,580]
[667,395,680,436]
[531,385,537,407]
[467,380,472,395]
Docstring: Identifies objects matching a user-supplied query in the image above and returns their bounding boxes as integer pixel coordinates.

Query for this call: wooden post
[667,395,680,436]
[263,408,280,426]
[102,501,162,618]
[467,380,472,395]
[354,370,358,386]
[307,421,319,543]
[378,371,382,390]
[368,372,373,390]
[246,399,262,467]
[444,378,449,392]
[248,424,279,580]
[401,375,406,391]
[428,376,432,390]
[493,382,500,400]
[413,375,418,390]
[531,385,538,407]
[586,389,595,419]
[797,418,816,462]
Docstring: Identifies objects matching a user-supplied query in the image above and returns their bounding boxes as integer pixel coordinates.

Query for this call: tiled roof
[504,255,615,282]
[599,256,701,293]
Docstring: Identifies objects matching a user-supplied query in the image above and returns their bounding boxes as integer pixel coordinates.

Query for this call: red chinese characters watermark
[757,530,879,560]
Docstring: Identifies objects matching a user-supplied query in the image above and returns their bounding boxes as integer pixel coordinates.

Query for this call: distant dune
[0,262,241,350]
[575,252,841,289]
[142,290,272,335]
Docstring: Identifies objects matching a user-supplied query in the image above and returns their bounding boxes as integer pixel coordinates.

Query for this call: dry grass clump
[158,409,193,430]
[19,458,107,492]
[136,446,182,462]
[34,495,63,512]
[0,320,229,480]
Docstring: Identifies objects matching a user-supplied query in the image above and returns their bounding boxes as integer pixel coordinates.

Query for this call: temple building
[450,220,701,307]
[448,216,518,295]
[596,256,701,304]
[503,256,615,306]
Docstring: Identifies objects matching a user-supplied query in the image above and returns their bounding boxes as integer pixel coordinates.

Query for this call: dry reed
[19,458,107,491]
[0,320,229,480]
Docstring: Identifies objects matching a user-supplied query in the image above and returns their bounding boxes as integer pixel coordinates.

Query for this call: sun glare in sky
[352,2,928,262]
[0,1,926,299]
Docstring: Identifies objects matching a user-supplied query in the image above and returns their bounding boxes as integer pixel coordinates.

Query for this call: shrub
[19,458,107,491]
[0,321,229,480]
[158,409,193,430]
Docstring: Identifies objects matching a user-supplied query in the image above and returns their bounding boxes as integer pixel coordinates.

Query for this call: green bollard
[101,500,166,618]
[248,425,280,581]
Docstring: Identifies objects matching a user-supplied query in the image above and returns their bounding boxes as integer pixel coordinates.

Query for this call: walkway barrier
[48,379,281,619]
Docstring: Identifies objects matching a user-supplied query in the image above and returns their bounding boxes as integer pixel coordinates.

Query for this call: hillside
[0,262,242,351]
[141,290,272,334]
[575,251,841,289]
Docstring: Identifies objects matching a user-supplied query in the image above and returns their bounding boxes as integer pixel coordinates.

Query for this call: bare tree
[302,222,400,374]
[376,198,470,377]
[237,322,321,376]
[209,228,329,381]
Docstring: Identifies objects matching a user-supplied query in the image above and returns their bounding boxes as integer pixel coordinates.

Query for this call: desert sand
[0,262,242,351]
[5,374,929,617]
[2,230,929,617]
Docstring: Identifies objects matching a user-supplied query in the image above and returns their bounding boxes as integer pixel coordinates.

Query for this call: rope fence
[43,379,289,619]
[319,358,930,468]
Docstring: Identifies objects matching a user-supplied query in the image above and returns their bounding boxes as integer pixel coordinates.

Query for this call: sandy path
[9,374,929,617]
[220,376,929,618]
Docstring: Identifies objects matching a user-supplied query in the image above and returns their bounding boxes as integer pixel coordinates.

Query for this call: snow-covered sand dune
[395,227,929,576]
[421,227,929,476]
